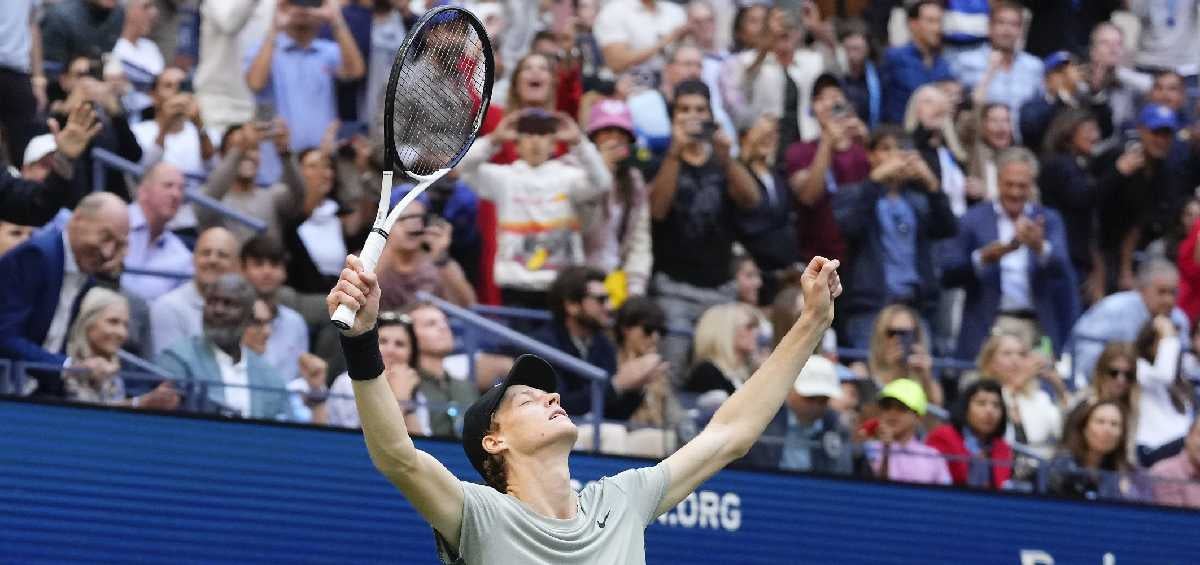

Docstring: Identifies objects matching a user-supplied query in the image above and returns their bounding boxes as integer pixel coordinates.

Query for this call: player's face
[491,385,577,454]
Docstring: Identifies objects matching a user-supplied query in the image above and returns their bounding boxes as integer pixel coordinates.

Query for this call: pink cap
[586,99,635,136]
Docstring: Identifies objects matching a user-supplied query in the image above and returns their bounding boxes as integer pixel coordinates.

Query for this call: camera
[692,121,719,142]
[830,101,850,119]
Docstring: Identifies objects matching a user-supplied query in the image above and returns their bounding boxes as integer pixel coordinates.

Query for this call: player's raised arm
[655,257,842,516]
[327,255,465,545]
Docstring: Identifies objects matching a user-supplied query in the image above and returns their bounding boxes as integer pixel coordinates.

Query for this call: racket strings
[389,13,488,177]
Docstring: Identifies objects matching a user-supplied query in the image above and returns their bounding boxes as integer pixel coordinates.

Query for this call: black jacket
[532,322,643,420]
[0,165,85,227]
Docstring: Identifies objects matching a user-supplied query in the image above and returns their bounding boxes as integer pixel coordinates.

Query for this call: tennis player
[327,253,841,564]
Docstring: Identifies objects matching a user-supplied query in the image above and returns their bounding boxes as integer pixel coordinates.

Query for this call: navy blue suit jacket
[941,203,1080,359]
[832,180,958,318]
[0,228,91,365]
[532,322,643,420]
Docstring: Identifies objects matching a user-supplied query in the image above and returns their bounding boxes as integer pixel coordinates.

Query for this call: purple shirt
[1150,452,1200,509]
[866,438,953,486]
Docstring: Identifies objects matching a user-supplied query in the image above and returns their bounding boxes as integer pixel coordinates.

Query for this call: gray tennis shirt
[436,463,670,564]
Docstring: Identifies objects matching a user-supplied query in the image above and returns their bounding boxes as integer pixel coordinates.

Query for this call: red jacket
[1177,218,1200,324]
[925,424,1013,489]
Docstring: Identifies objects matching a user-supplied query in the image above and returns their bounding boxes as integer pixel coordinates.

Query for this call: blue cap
[1138,104,1180,131]
[1042,51,1075,75]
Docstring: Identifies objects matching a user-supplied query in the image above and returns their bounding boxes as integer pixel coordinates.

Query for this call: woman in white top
[976,333,1067,460]
[1133,316,1195,467]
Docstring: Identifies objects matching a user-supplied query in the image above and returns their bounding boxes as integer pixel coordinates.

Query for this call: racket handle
[330,230,389,331]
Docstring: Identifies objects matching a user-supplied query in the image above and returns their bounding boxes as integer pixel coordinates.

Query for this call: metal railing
[421,292,610,452]
[90,147,267,234]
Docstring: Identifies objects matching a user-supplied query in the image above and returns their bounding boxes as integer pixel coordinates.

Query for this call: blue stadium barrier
[120,267,193,280]
[90,147,267,234]
[1,399,1196,563]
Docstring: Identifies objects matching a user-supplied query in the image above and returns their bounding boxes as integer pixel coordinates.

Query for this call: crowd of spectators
[2,0,1200,509]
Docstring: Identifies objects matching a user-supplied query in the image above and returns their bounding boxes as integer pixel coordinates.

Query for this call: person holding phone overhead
[941,147,1079,361]
[646,79,760,379]
[457,109,613,310]
[832,126,956,352]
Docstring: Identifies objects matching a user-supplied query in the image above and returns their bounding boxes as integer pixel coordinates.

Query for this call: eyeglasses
[586,293,610,303]
[1106,368,1134,381]
[886,328,915,338]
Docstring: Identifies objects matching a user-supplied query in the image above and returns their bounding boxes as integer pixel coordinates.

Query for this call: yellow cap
[878,378,927,416]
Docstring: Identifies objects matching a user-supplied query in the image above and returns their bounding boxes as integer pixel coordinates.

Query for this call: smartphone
[336,121,368,143]
[897,330,916,368]
[291,0,323,7]
[897,136,916,151]
[830,101,850,119]
[692,121,719,142]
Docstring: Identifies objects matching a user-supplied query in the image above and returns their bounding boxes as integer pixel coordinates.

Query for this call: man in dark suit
[534,266,657,421]
[942,147,1079,359]
[0,191,130,396]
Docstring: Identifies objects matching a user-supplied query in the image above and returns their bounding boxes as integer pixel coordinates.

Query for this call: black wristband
[340,327,384,381]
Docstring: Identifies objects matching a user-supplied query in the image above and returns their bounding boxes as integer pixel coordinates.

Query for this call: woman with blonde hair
[684,303,761,401]
[903,84,969,217]
[866,304,943,407]
[64,287,178,409]
[976,332,1067,460]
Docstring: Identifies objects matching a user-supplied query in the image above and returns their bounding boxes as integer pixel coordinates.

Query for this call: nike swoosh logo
[597,509,611,529]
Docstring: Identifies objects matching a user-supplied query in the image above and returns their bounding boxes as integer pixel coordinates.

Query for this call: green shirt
[417,370,479,438]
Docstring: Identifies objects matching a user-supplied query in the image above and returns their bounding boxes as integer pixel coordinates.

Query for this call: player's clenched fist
[326,254,382,337]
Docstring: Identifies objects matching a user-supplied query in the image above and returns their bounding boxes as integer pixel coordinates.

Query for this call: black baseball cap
[462,354,560,479]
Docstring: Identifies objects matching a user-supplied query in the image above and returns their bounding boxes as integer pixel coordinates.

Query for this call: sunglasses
[886,328,915,338]
[1106,368,1134,381]
[586,293,610,303]
[378,311,414,325]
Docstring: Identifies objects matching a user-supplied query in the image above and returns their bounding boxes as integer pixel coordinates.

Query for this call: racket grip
[330,230,389,331]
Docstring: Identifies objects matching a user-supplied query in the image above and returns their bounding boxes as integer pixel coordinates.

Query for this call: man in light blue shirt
[948,2,1043,115]
[121,163,193,302]
[243,0,364,179]
[1070,260,1190,388]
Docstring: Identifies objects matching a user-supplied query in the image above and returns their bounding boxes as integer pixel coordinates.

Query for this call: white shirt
[1136,336,1194,450]
[131,120,213,177]
[296,199,348,277]
[195,0,275,130]
[213,345,251,418]
[592,0,686,86]
[44,230,86,356]
[111,37,165,82]
[1003,386,1062,461]
[971,203,1054,313]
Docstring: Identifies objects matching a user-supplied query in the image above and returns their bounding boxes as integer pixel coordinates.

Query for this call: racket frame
[332,6,494,330]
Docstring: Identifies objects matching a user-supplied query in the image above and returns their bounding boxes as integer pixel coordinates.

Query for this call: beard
[205,323,246,354]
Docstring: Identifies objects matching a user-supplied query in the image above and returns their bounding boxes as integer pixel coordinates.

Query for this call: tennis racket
[331,6,494,330]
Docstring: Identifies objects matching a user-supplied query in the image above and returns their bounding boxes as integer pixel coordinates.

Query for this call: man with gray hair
[156,272,293,421]
[942,147,1078,360]
[0,191,129,397]
[1070,259,1191,387]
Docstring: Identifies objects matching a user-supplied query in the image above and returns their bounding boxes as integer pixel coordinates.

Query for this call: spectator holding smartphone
[1095,105,1191,294]
[1133,316,1195,467]
[863,304,942,409]
[832,127,956,351]
[244,0,365,155]
[647,79,760,375]
[375,192,476,311]
[198,120,305,245]
[131,67,216,176]
[458,109,612,308]
[975,332,1066,460]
